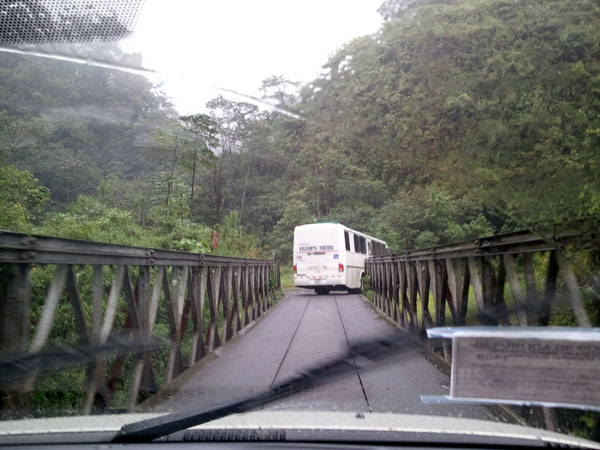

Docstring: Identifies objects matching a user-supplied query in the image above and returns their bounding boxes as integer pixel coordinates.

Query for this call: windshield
[1,0,599,445]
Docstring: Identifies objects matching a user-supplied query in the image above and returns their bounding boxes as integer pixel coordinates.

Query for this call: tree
[302,0,600,240]
[377,185,498,251]
[0,49,175,208]
[0,165,49,231]
[178,114,218,220]
[271,199,315,263]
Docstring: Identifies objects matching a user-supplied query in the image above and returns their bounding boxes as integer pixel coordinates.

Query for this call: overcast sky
[124,0,383,113]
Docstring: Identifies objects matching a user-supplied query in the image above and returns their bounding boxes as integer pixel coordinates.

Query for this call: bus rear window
[344,231,351,251]
[359,236,366,254]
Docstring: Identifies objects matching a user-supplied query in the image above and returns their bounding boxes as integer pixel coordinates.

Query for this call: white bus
[293,222,388,295]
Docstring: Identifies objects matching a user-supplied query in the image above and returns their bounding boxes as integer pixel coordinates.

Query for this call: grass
[280,265,294,290]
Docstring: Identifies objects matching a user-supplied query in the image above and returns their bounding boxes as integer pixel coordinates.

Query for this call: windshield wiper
[0,336,166,382]
[114,330,419,442]
[115,297,579,443]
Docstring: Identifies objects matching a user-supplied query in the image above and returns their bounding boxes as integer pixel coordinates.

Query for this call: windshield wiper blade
[114,330,418,443]
[116,294,578,443]
[0,336,166,382]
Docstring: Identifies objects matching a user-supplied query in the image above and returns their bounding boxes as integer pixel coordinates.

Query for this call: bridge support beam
[0,231,280,417]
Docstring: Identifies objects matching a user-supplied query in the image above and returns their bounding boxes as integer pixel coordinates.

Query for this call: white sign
[452,336,600,407]
[424,327,600,410]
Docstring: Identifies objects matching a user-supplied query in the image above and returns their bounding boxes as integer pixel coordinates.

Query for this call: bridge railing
[0,231,280,417]
[365,230,594,362]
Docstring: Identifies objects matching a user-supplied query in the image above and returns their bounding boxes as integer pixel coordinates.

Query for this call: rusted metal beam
[0,232,281,418]
[0,231,276,267]
[366,230,593,345]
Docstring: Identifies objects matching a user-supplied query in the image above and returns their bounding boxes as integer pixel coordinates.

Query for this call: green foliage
[0,165,49,231]
[271,199,315,263]
[301,0,600,242]
[36,195,157,247]
[1,1,599,438]
[378,185,496,251]
[213,211,261,258]
[0,50,173,208]
[279,265,294,291]
[557,409,600,442]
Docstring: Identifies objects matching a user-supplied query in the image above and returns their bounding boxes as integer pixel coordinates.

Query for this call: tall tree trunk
[167,143,178,209]
[239,167,249,222]
[313,147,320,218]
[190,148,197,221]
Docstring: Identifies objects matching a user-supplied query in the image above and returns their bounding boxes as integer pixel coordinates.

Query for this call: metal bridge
[0,229,594,429]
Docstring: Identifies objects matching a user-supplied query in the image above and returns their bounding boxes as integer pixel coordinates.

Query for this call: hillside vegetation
[1,0,599,261]
[1,0,600,437]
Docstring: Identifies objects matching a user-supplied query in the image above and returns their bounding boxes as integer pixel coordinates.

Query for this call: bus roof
[294,222,388,246]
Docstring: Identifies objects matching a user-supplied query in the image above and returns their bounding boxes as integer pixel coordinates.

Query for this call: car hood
[1,411,599,448]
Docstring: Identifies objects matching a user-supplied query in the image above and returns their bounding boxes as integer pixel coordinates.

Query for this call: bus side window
[359,236,366,254]
[353,234,360,253]
[367,241,372,255]
[344,231,351,251]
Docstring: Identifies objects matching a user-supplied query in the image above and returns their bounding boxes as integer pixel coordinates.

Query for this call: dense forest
[1,0,599,265]
[1,0,600,437]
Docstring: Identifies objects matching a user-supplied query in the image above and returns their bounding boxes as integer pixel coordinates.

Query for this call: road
[150,289,493,420]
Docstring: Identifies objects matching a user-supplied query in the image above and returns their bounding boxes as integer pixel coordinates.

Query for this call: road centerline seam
[333,294,373,412]
[260,294,312,409]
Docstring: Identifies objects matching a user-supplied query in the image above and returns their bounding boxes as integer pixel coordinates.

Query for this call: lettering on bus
[298,244,336,252]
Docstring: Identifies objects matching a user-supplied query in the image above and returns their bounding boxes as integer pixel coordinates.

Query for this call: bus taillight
[293,265,297,273]
[338,263,344,272]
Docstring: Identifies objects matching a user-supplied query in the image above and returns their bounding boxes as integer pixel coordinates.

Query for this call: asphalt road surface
[152,289,494,420]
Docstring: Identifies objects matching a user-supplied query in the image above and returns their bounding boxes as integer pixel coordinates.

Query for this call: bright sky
[125,0,383,113]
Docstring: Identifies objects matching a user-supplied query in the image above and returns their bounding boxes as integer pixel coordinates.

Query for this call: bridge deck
[151,290,493,419]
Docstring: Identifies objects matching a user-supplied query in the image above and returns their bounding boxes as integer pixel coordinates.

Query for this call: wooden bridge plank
[1,264,31,353]
[398,262,408,327]
[445,258,462,325]
[188,267,201,364]
[99,265,124,343]
[83,265,104,414]
[492,258,510,326]
[222,266,233,342]
[481,257,498,325]
[416,261,433,331]
[241,266,250,328]
[540,251,558,327]
[523,253,540,325]
[206,266,221,352]
[129,266,150,411]
[30,265,68,354]
[502,254,528,326]
[122,266,141,338]
[162,268,178,383]
[231,266,241,337]
[407,262,418,331]
[467,257,485,316]
[556,252,592,327]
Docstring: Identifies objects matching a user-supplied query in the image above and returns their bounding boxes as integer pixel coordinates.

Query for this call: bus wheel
[350,275,364,294]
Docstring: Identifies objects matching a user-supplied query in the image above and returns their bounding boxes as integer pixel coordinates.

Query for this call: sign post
[211,230,219,250]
